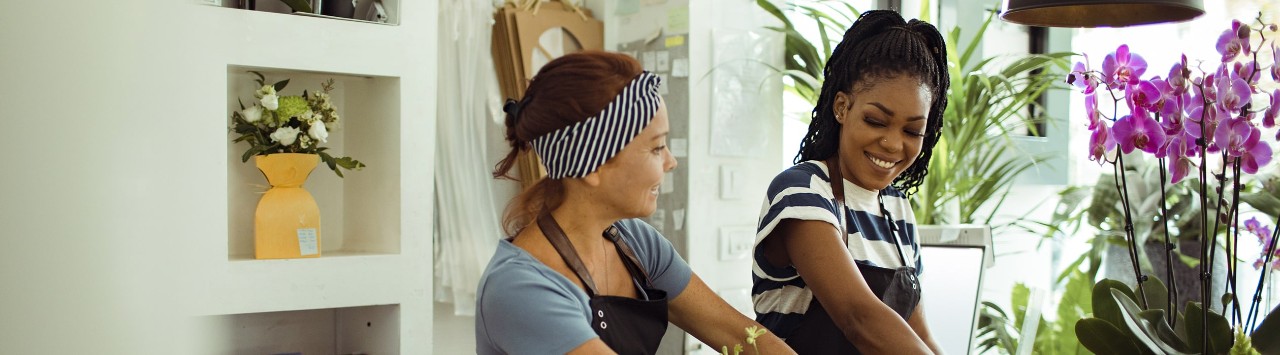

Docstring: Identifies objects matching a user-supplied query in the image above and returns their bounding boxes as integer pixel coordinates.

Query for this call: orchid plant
[230,71,365,177]
[1066,15,1280,354]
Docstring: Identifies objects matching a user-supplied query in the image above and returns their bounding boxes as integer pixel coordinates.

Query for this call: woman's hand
[761,219,933,354]
[667,274,796,355]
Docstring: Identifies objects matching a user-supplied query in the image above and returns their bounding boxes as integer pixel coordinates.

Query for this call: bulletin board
[619,33,690,257]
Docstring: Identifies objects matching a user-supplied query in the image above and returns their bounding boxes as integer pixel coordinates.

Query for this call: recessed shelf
[226,66,401,260]
[210,304,400,354]
[206,0,401,26]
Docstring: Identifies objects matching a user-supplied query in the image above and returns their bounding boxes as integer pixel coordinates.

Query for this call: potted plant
[1059,14,1280,353]
[230,71,364,259]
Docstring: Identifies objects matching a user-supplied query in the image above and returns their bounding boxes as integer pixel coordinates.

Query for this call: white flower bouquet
[230,71,365,177]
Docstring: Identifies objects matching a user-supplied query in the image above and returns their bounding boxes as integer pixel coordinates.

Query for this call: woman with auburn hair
[475,51,794,355]
[753,10,950,354]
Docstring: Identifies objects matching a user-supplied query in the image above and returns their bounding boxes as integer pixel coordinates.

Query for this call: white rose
[255,85,276,99]
[260,93,279,110]
[270,126,301,146]
[308,121,329,143]
[240,105,263,123]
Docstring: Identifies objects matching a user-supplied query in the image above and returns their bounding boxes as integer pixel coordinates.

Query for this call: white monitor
[916,224,993,355]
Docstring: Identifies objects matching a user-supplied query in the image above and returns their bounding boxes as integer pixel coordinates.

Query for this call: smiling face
[591,100,677,218]
[832,75,932,191]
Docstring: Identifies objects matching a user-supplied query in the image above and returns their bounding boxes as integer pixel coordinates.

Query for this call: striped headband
[531,71,662,179]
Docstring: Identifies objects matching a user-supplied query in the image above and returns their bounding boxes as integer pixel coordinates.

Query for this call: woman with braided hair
[475,51,794,355]
[752,10,949,354]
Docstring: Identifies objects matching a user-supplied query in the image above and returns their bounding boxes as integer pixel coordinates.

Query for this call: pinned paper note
[656,51,670,72]
[297,228,318,256]
[650,209,667,230]
[673,209,685,231]
[642,51,656,71]
[661,172,675,193]
[658,74,670,94]
[671,58,689,77]
[664,35,685,48]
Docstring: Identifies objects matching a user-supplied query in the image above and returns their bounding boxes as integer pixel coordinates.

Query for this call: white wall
[0,0,200,352]
[2,0,438,352]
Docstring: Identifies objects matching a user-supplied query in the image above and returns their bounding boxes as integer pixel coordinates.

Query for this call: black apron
[537,213,669,355]
[784,158,922,354]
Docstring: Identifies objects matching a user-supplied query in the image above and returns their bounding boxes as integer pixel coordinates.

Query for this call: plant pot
[254,153,322,259]
[318,0,356,18]
[1105,239,1228,312]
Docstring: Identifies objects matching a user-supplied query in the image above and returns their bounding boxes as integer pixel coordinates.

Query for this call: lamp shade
[1000,0,1204,27]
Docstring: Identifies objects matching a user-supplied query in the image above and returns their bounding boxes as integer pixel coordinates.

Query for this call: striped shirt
[751,160,923,339]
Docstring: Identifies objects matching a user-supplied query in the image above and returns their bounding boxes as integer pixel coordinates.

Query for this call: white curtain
[435,0,504,316]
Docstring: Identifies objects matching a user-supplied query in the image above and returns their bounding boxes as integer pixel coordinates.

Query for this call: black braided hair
[794,9,950,196]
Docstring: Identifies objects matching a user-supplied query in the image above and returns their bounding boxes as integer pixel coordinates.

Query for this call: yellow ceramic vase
[254,153,322,259]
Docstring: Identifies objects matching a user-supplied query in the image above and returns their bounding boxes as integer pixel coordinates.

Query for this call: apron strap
[825,157,911,268]
[825,157,849,245]
[537,211,600,297]
[604,226,657,288]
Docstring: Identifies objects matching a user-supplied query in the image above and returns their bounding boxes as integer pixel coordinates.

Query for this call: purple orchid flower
[1114,113,1168,156]
[1184,104,1220,148]
[1234,60,1260,85]
[1214,68,1251,117]
[1165,134,1196,184]
[1086,94,1102,130]
[1068,59,1099,94]
[1264,89,1279,129]
[1216,20,1252,62]
[1273,45,1280,81]
[1127,80,1162,116]
[1215,117,1253,157]
[1088,123,1116,164]
[1240,126,1273,174]
[1103,45,1147,87]
[1246,217,1265,236]
[1168,60,1191,95]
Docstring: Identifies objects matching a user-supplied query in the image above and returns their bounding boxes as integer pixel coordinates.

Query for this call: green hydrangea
[274,95,310,124]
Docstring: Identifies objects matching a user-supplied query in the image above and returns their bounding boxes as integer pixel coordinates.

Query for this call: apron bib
[783,158,922,354]
[537,213,669,355]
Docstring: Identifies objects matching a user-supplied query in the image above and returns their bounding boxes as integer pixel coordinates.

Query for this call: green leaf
[273,78,290,92]
[1137,309,1192,353]
[1077,317,1141,355]
[1140,276,1170,315]
[1185,301,1235,354]
[1110,289,1195,354]
[249,71,265,86]
[1240,192,1280,221]
[1013,283,1031,329]
[1093,279,1138,330]
[1251,304,1280,354]
[241,145,265,163]
[277,0,313,13]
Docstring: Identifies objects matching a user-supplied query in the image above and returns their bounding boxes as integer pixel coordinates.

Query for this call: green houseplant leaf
[1092,279,1138,333]
[1185,301,1235,354]
[1251,304,1280,354]
[1077,317,1141,355]
[278,0,313,13]
[1110,288,1194,354]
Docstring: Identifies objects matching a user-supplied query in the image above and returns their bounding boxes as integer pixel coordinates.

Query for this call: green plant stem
[1197,91,1212,355]
[1114,154,1149,308]
[1157,154,1178,327]
[1229,159,1243,326]
[1247,211,1280,330]
[1207,151,1229,325]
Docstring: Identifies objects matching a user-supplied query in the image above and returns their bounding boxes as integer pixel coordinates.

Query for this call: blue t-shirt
[751,161,923,340]
[474,218,692,354]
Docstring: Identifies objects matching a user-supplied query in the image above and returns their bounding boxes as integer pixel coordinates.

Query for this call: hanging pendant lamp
[1000,0,1204,27]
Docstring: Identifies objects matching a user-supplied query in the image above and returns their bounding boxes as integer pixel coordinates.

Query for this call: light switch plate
[718,225,755,261]
[719,165,741,200]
